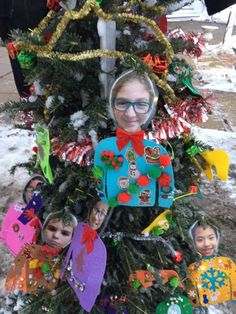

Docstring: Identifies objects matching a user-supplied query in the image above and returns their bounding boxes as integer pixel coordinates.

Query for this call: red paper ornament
[118,192,131,204]
[137,175,150,187]
[172,251,183,264]
[159,155,171,167]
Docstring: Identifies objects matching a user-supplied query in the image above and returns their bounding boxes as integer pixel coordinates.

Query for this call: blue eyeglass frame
[112,98,152,114]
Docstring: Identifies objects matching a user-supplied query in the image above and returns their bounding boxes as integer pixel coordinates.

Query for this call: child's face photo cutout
[113,80,151,132]
[88,201,109,230]
[43,218,74,249]
[194,226,218,257]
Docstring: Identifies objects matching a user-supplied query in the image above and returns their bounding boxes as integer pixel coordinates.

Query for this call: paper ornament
[187,256,236,306]
[199,150,230,181]
[60,223,107,312]
[94,135,174,208]
[5,244,63,293]
[155,295,193,314]
[141,209,172,235]
[129,269,183,289]
[35,124,53,184]
[0,198,42,256]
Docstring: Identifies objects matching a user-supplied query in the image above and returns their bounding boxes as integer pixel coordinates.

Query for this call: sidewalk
[0,47,19,104]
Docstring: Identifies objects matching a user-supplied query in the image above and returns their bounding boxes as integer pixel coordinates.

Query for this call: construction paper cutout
[94,137,174,208]
[187,256,236,306]
[0,203,42,255]
[199,150,230,181]
[5,244,62,293]
[141,209,172,234]
[156,295,193,314]
[18,192,43,224]
[60,223,107,312]
[35,124,53,184]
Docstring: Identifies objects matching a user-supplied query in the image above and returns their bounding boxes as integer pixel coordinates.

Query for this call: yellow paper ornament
[199,150,230,181]
[141,209,171,235]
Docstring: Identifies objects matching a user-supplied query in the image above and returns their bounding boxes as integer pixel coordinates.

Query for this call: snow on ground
[192,127,236,203]
[0,124,35,190]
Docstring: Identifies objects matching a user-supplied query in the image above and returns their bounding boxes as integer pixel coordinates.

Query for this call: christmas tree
[1,0,232,313]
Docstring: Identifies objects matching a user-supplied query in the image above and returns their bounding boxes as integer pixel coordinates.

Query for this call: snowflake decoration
[187,290,196,298]
[201,268,226,292]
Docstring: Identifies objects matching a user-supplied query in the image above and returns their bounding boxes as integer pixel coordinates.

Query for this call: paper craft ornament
[35,124,53,184]
[0,194,42,256]
[141,209,172,235]
[93,131,174,208]
[5,244,63,293]
[155,295,193,314]
[129,269,183,289]
[186,256,236,306]
[199,150,230,182]
[60,223,107,312]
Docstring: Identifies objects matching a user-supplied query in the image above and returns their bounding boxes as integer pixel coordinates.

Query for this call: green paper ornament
[35,124,53,184]
[155,295,193,314]
[148,166,162,179]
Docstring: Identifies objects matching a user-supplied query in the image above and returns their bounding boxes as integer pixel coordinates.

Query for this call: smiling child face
[194,226,218,257]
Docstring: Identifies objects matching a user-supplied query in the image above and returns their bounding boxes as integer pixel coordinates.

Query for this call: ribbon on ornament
[81,224,97,254]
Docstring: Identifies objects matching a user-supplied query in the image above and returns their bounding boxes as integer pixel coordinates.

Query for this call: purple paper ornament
[60,223,107,312]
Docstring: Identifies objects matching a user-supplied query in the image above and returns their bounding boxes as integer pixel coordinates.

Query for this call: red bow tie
[81,224,97,254]
[116,128,145,156]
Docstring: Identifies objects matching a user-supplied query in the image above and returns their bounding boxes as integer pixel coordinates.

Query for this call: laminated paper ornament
[141,209,172,235]
[199,150,230,182]
[0,193,42,256]
[60,223,107,312]
[5,244,63,293]
[129,269,183,289]
[155,295,193,314]
[35,124,53,184]
[93,131,174,208]
[187,256,236,306]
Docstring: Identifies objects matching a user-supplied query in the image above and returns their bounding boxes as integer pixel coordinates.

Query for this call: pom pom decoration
[128,184,139,194]
[147,166,162,179]
[118,192,131,204]
[169,276,179,288]
[159,155,171,167]
[108,198,118,208]
[137,175,150,187]
[101,151,124,170]
[157,173,171,188]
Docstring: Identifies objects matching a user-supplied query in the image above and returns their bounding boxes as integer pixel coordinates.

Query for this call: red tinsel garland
[52,138,93,166]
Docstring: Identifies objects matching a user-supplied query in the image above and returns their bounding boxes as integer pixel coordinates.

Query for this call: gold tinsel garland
[16,0,176,101]
[113,0,166,15]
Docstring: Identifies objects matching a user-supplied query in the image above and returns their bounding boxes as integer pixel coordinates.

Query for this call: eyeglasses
[92,207,107,220]
[112,98,151,114]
